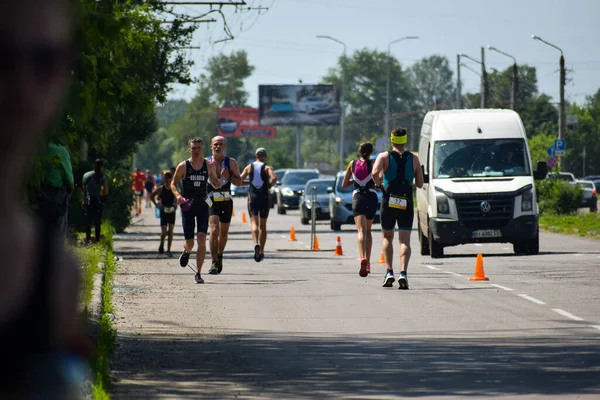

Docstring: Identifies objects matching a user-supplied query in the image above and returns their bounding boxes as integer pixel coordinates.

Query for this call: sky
[168,0,599,108]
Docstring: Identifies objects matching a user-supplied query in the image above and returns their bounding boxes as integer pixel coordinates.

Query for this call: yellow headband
[390,133,407,145]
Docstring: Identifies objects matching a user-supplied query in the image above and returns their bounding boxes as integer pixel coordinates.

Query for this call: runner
[144,170,155,208]
[372,127,423,289]
[171,137,221,284]
[151,171,177,257]
[132,168,145,216]
[341,142,377,277]
[82,159,109,244]
[206,136,242,275]
[240,148,277,262]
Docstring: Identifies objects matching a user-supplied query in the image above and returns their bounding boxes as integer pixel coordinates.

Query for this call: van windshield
[433,138,531,179]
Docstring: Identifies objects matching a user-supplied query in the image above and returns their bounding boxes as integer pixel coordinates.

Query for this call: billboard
[217,108,276,138]
[258,84,340,126]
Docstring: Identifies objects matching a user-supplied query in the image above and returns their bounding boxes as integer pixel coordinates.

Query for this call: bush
[536,179,582,215]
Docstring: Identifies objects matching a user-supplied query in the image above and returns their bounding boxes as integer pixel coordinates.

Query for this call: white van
[417,109,548,258]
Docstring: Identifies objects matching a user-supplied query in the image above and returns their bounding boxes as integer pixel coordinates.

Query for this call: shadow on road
[112,330,600,398]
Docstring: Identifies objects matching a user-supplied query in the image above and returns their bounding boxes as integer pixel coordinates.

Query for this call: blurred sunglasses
[0,39,70,83]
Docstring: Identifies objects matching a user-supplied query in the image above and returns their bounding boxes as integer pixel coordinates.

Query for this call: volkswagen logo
[480,201,491,213]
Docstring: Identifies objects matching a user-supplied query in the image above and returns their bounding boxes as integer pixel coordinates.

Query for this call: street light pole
[488,45,518,110]
[385,36,419,136]
[460,52,488,108]
[317,35,347,171]
[532,35,565,141]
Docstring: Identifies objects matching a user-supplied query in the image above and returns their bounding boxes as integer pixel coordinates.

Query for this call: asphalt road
[111,197,600,399]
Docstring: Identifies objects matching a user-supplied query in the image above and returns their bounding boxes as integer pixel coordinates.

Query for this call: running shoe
[258,253,265,262]
[158,244,164,255]
[382,270,395,287]
[194,273,204,284]
[179,251,190,268]
[398,272,409,290]
[217,254,224,274]
[366,262,371,275]
[253,244,261,262]
[166,251,173,258]
[359,258,368,277]
[208,260,219,275]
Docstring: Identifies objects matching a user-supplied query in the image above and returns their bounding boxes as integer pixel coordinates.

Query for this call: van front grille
[456,195,514,229]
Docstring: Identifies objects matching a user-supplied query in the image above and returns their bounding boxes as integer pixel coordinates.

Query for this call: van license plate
[472,230,501,238]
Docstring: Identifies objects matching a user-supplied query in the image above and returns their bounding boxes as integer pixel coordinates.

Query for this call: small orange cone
[289,227,297,241]
[334,236,343,256]
[232,208,235,217]
[312,235,320,251]
[241,212,247,223]
[377,251,386,264]
[469,254,489,281]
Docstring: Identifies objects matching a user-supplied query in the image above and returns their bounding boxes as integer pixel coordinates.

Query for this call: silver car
[328,171,381,231]
[576,180,598,212]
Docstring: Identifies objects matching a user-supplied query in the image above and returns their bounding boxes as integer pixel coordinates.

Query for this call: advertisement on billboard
[258,84,340,126]
[217,108,276,138]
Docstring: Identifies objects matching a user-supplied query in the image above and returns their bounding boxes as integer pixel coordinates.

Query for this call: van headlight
[281,187,294,197]
[521,189,533,212]
[335,196,344,204]
[436,192,450,214]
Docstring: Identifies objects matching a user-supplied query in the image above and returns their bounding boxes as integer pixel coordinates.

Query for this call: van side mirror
[326,187,334,193]
[422,165,429,184]
[533,161,548,180]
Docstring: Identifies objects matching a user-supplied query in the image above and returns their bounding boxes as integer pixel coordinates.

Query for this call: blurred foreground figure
[0,0,88,398]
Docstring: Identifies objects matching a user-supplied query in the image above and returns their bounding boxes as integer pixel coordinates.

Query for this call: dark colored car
[230,184,248,197]
[269,168,289,209]
[276,169,320,214]
[299,178,335,224]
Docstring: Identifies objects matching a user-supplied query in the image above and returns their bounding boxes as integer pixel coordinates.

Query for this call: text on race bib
[389,195,408,210]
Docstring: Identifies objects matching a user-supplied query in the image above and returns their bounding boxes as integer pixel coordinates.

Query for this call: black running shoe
[158,244,164,255]
[217,254,224,274]
[253,244,261,262]
[208,260,219,275]
[179,251,190,268]
[398,272,409,290]
[382,270,395,288]
[259,253,265,262]
[194,273,204,284]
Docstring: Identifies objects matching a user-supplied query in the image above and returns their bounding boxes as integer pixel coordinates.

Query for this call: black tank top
[183,159,209,199]
[207,156,231,194]
[249,161,269,196]
[159,185,176,207]
[382,151,413,207]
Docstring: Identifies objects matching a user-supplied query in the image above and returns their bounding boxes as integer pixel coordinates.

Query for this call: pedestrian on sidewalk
[206,135,242,275]
[82,159,109,244]
[132,168,146,216]
[341,142,377,277]
[172,137,221,284]
[372,128,424,289]
[240,148,277,262]
[144,170,156,209]
[151,171,177,257]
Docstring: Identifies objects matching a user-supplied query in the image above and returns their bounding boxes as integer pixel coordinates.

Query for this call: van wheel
[428,227,444,258]
[330,220,341,231]
[418,223,430,256]
[301,214,309,225]
[514,230,540,255]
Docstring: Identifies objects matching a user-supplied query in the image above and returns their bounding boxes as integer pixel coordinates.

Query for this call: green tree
[409,55,455,112]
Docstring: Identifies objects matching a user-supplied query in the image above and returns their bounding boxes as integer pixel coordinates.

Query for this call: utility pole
[481,47,489,108]
[296,126,302,169]
[456,54,462,109]
[559,54,566,140]
[511,62,518,110]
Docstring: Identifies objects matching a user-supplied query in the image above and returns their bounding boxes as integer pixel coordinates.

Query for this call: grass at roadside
[540,212,600,239]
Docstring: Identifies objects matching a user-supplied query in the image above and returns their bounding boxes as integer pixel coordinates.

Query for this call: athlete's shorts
[209,199,233,223]
[145,182,154,193]
[134,190,143,197]
[160,207,176,226]
[181,198,209,239]
[380,203,414,231]
[352,191,378,219]
[248,192,270,219]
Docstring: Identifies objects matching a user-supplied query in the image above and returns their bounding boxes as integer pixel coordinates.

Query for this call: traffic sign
[547,156,557,168]
[547,147,555,157]
[554,138,566,151]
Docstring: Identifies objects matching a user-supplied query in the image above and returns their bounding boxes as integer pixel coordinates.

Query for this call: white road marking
[423,265,439,270]
[517,294,546,305]
[441,270,463,277]
[575,254,583,257]
[489,284,514,291]
[552,309,584,321]
[474,243,483,247]
[591,326,600,332]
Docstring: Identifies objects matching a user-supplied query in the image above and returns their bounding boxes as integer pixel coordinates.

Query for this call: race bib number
[213,192,231,202]
[388,195,408,210]
[205,197,213,207]
[163,206,175,213]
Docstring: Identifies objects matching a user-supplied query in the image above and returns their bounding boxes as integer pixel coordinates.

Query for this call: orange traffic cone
[469,254,489,281]
[377,251,386,264]
[312,235,320,251]
[232,208,235,217]
[334,236,343,256]
[289,227,297,241]
[241,212,247,223]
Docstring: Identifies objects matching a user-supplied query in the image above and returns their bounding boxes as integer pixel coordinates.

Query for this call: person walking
[144,170,155,208]
[151,171,177,257]
[206,136,242,275]
[132,168,145,216]
[341,142,378,277]
[82,159,109,244]
[240,148,277,262]
[372,128,424,289]
[171,137,221,284]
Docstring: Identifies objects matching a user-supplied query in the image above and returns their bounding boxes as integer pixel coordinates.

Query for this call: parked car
[297,96,330,114]
[583,175,600,191]
[576,180,598,212]
[269,168,289,208]
[299,178,335,224]
[230,184,248,197]
[276,169,320,214]
[545,171,576,182]
[329,171,381,231]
